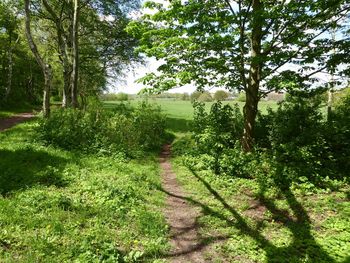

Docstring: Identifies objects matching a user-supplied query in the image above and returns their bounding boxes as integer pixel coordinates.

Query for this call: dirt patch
[0,113,35,132]
[160,144,207,263]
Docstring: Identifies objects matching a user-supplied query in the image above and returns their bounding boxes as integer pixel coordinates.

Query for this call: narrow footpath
[160,144,206,263]
[0,113,34,132]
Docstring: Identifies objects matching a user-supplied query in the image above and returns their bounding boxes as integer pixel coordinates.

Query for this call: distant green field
[104,99,278,121]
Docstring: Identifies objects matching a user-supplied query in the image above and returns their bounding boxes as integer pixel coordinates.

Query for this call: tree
[27,0,141,108]
[198,91,213,102]
[128,0,350,151]
[24,0,52,117]
[71,0,79,108]
[214,90,229,101]
[190,91,202,101]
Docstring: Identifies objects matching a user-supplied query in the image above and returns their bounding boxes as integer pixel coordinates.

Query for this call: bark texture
[71,0,79,108]
[24,0,51,117]
[242,0,263,152]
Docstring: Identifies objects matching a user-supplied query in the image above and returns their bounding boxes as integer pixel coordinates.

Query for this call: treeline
[0,0,140,114]
[0,2,43,108]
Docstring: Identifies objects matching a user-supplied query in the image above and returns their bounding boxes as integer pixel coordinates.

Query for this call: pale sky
[108,0,348,94]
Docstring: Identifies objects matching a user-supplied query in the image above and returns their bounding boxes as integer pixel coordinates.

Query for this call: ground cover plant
[0,120,170,262]
[166,93,350,262]
[38,102,167,157]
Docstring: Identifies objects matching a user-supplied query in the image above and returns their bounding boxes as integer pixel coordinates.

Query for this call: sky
[108,0,194,94]
[108,0,348,94]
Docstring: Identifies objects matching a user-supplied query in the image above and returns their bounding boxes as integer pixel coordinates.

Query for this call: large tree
[25,0,52,117]
[25,0,141,108]
[128,0,350,151]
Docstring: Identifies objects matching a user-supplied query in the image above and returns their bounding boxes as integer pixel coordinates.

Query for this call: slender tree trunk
[43,64,52,117]
[5,35,13,101]
[5,33,19,101]
[327,87,333,121]
[71,0,79,108]
[24,0,51,117]
[242,0,263,152]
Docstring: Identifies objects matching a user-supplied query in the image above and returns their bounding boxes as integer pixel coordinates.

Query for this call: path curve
[160,144,206,263]
[0,113,35,132]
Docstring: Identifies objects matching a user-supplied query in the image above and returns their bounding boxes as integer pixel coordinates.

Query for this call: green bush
[188,93,349,189]
[193,101,243,173]
[197,92,213,102]
[37,102,166,156]
[213,90,229,101]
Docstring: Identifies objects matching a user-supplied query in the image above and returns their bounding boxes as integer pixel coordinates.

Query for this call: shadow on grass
[152,166,336,262]
[166,117,193,133]
[0,147,68,195]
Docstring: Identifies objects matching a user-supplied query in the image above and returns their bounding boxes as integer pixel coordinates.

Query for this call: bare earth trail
[160,144,207,263]
[0,113,35,132]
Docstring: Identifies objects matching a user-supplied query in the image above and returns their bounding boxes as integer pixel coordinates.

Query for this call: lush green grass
[104,99,278,120]
[0,121,169,262]
[170,156,350,263]
[104,99,278,134]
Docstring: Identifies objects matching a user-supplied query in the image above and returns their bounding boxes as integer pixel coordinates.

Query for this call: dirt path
[0,113,35,132]
[160,144,206,263]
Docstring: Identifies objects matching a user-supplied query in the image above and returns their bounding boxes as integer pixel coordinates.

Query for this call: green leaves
[129,0,349,94]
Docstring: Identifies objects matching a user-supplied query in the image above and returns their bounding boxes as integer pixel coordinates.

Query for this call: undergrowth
[0,121,169,262]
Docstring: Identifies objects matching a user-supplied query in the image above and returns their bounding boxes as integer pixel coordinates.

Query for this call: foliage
[0,1,43,108]
[37,102,166,156]
[193,101,243,174]
[213,90,229,101]
[197,91,213,102]
[186,94,349,189]
[0,121,169,261]
[101,92,129,101]
[128,0,350,150]
[190,91,202,102]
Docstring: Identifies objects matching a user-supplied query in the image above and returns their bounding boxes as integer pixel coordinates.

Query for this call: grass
[170,157,350,263]
[0,121,169,262]
[104,99,278,135]
[104,99,278,121]
[1,99,349,262]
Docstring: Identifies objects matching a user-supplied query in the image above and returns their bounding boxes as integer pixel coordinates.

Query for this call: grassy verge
[171,156,350,263]
[0,121,169,262]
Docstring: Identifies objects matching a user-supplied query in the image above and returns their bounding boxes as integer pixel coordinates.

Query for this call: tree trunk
[5,33,19,102]
[5,35,13,101]
[24,0,51,117]
[43,65,52,117]
[242,0,263,152]
[42,0,72,108]
[327,87,333,121]
[71,0,79,108]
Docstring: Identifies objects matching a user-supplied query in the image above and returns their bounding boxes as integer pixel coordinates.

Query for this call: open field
[104,99,278,120]
[104,99,278,134]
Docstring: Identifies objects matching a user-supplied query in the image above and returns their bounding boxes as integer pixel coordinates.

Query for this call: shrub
[198,92,213,102]
[190,91,202,101]
[100,93,129,101]
[214,90,229,101]
[37,102,166,156]
[193,101,243,173]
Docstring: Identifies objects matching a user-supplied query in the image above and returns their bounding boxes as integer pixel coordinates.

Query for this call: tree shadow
[0,147,68,195]
[157,167,336,262]
[165,117,193,133]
